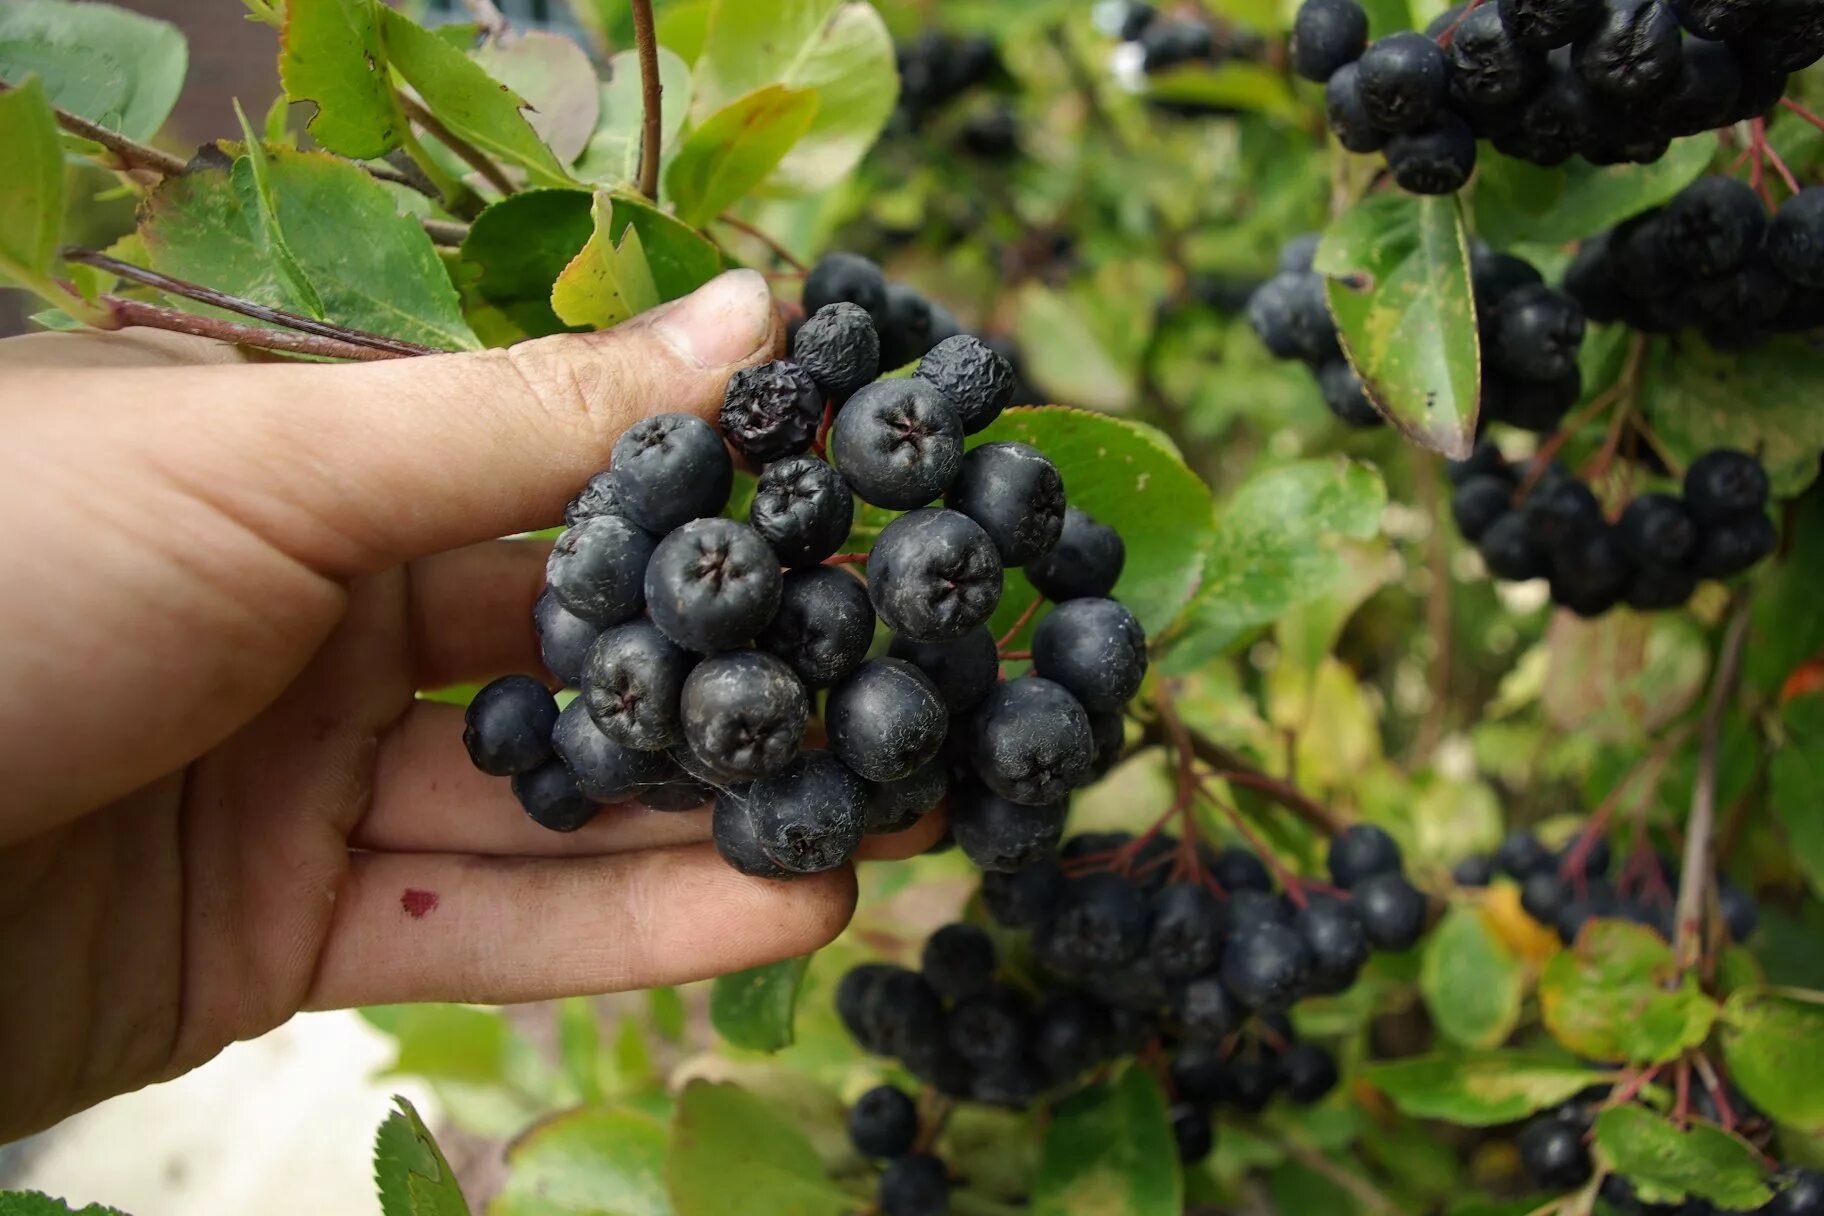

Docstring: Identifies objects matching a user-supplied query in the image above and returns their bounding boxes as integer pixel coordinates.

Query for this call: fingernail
[654,269,775,369]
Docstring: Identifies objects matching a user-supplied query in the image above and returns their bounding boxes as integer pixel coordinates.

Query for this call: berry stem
[629,0,664,202]
[95,294,415,361]
[1780,96,1824,135]
[1431,0,1488,48]
[1559,722,1693,883]
[1690,1053,1738,1133]
[1753,118,1802,196]
[1191,772,1312,909]
[63,247,448,357]
[1137,701,1347,838]
[996,595,1046,651]
[1673,1057,1692,1127]
[397,91,518,198]
[997,649,1032,662]
[714,213,807,272]
[821,552,869,567]
[1673,595,1754,972]
[1602,1063,1662,1111]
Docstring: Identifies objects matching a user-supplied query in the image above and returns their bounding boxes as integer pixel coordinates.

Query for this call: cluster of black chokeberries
[890,31,1016,157]
[1449,442,1777,615]
[1565,179,1824,350]
[1102,1,1269,112]
[839,824,1430,1149]
[1244,233,1385,429]
[460,250,1147,880]
[792,250,964,373]
[1294,0,1818,194]
[846,1083,952,1216]
[1456,825,1759,945]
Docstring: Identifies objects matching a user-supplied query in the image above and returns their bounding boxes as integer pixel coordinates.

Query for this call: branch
[629,0,664,201]
[1138,711,1345,837]
[715,213,806,272]
[63,247,446,357]
[1674,596,1754,970]
[0,78,188,176]
[397,92,517,197]
[97,296,409,361]
[420,218,472,247]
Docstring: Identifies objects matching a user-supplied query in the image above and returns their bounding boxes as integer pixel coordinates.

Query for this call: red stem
[1193,773,1312,908]
[997,595,1046,651]
[821,552,868,567]
[1780,96,1824,132]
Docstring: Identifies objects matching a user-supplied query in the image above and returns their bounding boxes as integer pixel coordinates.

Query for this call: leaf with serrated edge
[1316,192,1480,458]
[233,100,325,320]
[1362,1053,1615,1125]
[1719,986,1824,1132]
[472,30,600,165]
[1033,1066,1182,1216]
[458,189,595,339]
[665,1081,851,1216]
[1422,903,1527,1049]
[493,1105,671,1216]
[1538,920,1717,1064]
[279,0,403,160]
[0,0,187,141]
[374,1095,472,1216]
[1594,1106,1772,1209]
[666,85,819,228]
[551,193,663,329]
[0,1194,132,1216]
[710,956,808,1053]
[0,75,62,294]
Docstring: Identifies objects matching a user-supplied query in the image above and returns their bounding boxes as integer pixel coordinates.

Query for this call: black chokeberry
[889,627,1000,713]
[546,515,657,628]
[1297,894,1372,993]
[1521,871,1573,924]
[1668,0,1768,37]
[1572,0,1683,98]
[607,413,733,536]
[1325,62,1390,152]
[1518,1115,1593,1189]
[916,334,1016,434]
[719,361,822,464]
[849,1085,919,1159]
[1292,0,1370,81]
[1024,507,1125,602]
[1149,882,1225,978]
[1043,872,1151,969]
[1550,526,1631,618]
[832,378,965,510]
[981,858,1066,928]
[868,508,1005,642]
[1491,285,1586,382]
[947,983,1028,1067]
[793,302,880,403]
[865,756,948,833]
[1663,176,1768,280]
[970,677,1094,805]
[512,759,600,832]
[1356,32,1451,131]
[1386,113,1478,195]
[1487,369,1581,433]
[1498,0,1604,48]
[879,1153,949,1216]
[755,565,874,689]
[1280,232,1323,272]
[1212,847,1274,893]
[945,442,1066,566]
[1328,823,1404,888]
[565,471,623,526]
[1480,511,1551,580]
[1496,830,1555,878]
[1032,991,1110,1081]
[1174,973,1240,1040]
[581,620,695,750]
[534,588,601,688]
[1615,492,1698,567]
[1474,248,1547,306]
[803,251,888,330]
[1454,854,1496,885]
[922,922,997,1000]
[1524,475,1603,548]
[1626,563,1698,611]
[1450,4,1548,103]
[748,749,866,874]
[1659,36,1745,135]
[1030,598,1148,714]
[679,651,809,781]
[1684,449,1770,521]
[552,698,672,802]
[1768,188,1824,288]
[1318,359,1385,427]
[1693,511,1777,578]
[827,657,948,782]
[948,782,1068,872]
[1454,475,1516,543]
[464,675,558,776]
[1221,922,1313,1012]
[749,455,854,568]
[1170,1103,1216,1163]
[1280,1042,1341,1103]
[879,282,937,370]
[1353,871,1428,950]
[645,518,783,654]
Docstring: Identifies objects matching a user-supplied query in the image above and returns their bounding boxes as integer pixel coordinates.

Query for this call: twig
[97,295,408,361]
[1277,1137,1402,1215]
[0,79,188,176]
[1781,96,1824,133]
[1673,597,1754,971]
[1753,118,1801,195]
[1138,714,1345,836]
[629,0,664,202]
[715,213,806,272]
[397,91,517,197]
[420,218,472,247]
[996,596,1046,651]
[63,247,445,357]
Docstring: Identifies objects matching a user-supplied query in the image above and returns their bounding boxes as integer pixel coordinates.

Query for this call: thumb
[95,268,779,575]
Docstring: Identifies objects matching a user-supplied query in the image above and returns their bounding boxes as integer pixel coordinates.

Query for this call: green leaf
[374,1095,472,1216]
[1719,987,1824,1132]
[1593,1106,1773,1209]
[550,192,663,329]
[606,193,724,302]
[472,30,600,165]
[233,100,325,320]
[363,1004,560,1137]
[378,8,572,189]
[0,75,62,294]
[575,47,692,187]
[690,0,897,193]
[710,956,809,1053]
[458,188,595,338]
[665,1081,851,1216]
[140,146,480,350]
[493,1105,673,1216]
[1142,62,1300,120]
[1538,920,1717,1064]
[1638,337,1824,498]
[0,1194,131,1216]
[1472,137,1713,248]
[1747,491,1824,697]
[665,85,819,228]
[1159,456,1387,672]
[1772,698,1824,902]
[1013,282,1136,412]
[648,987,686,1042]
[1316,192,1479,457]
[279,0,404,160]
[0,0,186,141]
[1421,903,1527,1049]
[967,407,1214,639]
[1361,1053,1615,1125]
[1033,1066,1182,1216]
[556,996,604,1106]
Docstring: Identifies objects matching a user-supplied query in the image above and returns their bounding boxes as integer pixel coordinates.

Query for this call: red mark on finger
[400,888,440,918]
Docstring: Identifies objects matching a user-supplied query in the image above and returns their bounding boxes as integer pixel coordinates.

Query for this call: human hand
[0,270,941,1141]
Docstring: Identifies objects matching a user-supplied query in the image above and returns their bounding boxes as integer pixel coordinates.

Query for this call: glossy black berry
[645,518,784,654]
[1212,847,1274,893]
[879,1153,948,1216]
[916,334,1016,434]
[552,698,672,802]
[864,756,948,834]
[1353,871,1428,950]
[879,282,938,370]
[948,983,1028,1067]
[793,302,879,403]
[803,251,888,330]
[1491,285,1586,382]
[534,588,601,688]
[1768,188,1824,288]
[1029,597,1148,714]
[1149,882,1225,978]
[832,378,965,510]
[982,858,1066,928]
[1292,0,1370,81]
[756,566,874,689]
[949,782,1068,872]
[679,651,809,781]
[1324,62,1390,152]
[1297,894,1372,993]
[749,455,854,568]
[1473,249,1547,307]
[1509,61,1597,163]
[1658,36,1745,135]
[1044,872,1151,969]
[1453,475,1516,543]
[546,515,657,628]
[1328,822,1404,888]
[1221,921,1313,1012]
[1357,32,1451,131]
[1693,511,1777,578]
[1521,871,1572,924]
[1664,176,1768,280]
[719,361,822,465]
[464,675,559,776]
[1551,525,1631,618]
[1668,0,1768,37]
[1684,449,1770,521]
[1170,1104,1216,1164]
[512,759,600,832]
[889,627,1000,713]
[1518,1115,1593,1189]
[747,749,866,874]
[848,1085,919,1159]
[1498,0,1604,48]
[1573,0,1683,97]
[1524,475,1603,548]
[1280,232,1323,273]
[1626,563,1698,610]
[1280,1043,1341,1103]
[970,677,1094,805]
[1024,507,1125,602]
[1496,830,1556,878]
[1033,991,1110,1081]
[1615,492,1698,567]
[827,658,948,782]
[1253,270,1342,363]
[607,413,733,536]
[1386,113,1477,195]
[921,922,998,1000]
[1174,973,1240,1040]
[564,471,624,526]
[945,442,1066,567]
[580,621,694,750]
[1450,4,1548,103]
[1454,854,1496,886]
[869,508,1005,643]
[1479,511,1550,581]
